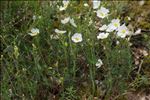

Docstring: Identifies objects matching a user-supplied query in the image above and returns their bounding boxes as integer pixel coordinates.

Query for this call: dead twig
[137,60,143,74]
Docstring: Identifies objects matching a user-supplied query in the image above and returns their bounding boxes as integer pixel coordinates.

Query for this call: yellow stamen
[114,23,118,27]
[122,30,126,33]
[75,38,79,41]
[100,13,104,17]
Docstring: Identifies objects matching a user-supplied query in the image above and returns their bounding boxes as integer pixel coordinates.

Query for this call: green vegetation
[1,1,150,100]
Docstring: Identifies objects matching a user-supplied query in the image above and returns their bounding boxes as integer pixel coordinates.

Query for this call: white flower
[116,24,129,38]
[127,16,131,21]
[110,19,120,29]
[106,25,114,32]
[61,17,70,24]
[106,19,120,32]
[71,33,83,43]
[59,0,70,11]
[38,16,42,19]
[116,41,120,45]
[55,29,66,34]
[139,0,145,6]
[96,59,103,68]
[70,18,77,28]
[32,15,36,20]
[97,32,109,39]
[93,0,101,9]
[28,28,39,36]
[61,17,77,27]
[96,7,109,19]
[99,24,108,31]
[84,3,89,7]
[135,28,141,35]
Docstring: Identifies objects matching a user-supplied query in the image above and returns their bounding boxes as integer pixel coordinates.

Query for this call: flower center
[75,38,79,41]
[114,23,118,27]
[100,13,104,17]
[33,32,37,34]
[122,30,126,33]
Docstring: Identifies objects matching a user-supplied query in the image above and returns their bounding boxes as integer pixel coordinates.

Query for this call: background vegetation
[1,0,150,100]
